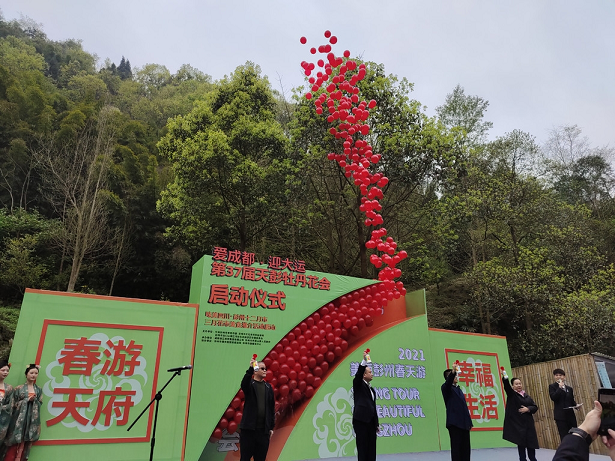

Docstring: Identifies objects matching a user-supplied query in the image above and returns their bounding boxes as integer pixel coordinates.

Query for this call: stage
[301,447,610,460]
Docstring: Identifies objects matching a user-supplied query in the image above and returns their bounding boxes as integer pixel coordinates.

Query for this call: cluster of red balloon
[209,283,390,441]
[301,30,407,300]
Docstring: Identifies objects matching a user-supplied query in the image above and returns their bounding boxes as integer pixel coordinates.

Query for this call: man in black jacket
[239,361,275,461]
[353,352,379,461]
[549,368,578,441]
[552,400,615,461]
[442,368,473,461]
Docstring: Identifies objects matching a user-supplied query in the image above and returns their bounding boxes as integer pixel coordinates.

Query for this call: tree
[158,63,291,254]
[34,106,119,292]
[435,84,493,147]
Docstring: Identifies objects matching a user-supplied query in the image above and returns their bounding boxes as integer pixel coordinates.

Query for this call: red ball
[300,36,307,44]
[227,420,238,434]
[324,30,332,38]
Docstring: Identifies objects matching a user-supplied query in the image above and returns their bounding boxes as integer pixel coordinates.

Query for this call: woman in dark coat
[501,372,539,461]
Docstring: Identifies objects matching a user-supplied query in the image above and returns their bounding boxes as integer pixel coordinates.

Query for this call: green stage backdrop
[10,250,513,461]
[9,289,197,461]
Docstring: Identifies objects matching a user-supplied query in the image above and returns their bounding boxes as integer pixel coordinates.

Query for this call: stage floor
[301,447,610,460]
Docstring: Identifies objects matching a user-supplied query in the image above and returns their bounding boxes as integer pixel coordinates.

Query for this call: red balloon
[279,385,290,397]
[278,353,287,364]
[306,373,315,385]
[305,386,315,398]
[298,380,307,392]
[212,427,223,440]
[314,366,323,377]
[289,379,298,390]
[326,351,335,362]
[280,364,290,375]
[320,361,329,373]
[324,30,331,38]
[231,397,241,409]
[289,369,298,380]
[308,357,317,369]
[219,417,228,429]
[278,374,289,385]
[224,407,235,420]
[234,411,242,424]
[227,421,238,434]
[300,36,307,44]
[313,377,322,388]
[292,388,302,403]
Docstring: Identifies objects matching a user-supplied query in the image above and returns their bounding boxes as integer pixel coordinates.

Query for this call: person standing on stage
[441,367,473,461]
[501,374,539,461]
[239,360,275,461]
[352,351,379,461]
[549,368,578,441]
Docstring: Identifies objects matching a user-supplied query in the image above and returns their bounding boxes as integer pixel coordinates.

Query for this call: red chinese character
[241,252,255,266]
[267,291,286,310]
[465,393,480,419]
[254,268,268,281]
[101,339,143,376]
[457,361,475,386]
[268,256,282,270]
[242,267,256,281]
[212,247,228,261]
[229,286,250,306]
[306,275,319,288]
[318,277,331,290]
[295,274,307,287]
[293,260,306,273]
[479,393,499,420]
[279,258,294,271]
[267,270,283,284]
[228,250,242,264]
[211,262,228,277]
[476,363,494,387]
[47,388,94,426]
[249,289,268,308]
[281,272,296,286]
[58,337,102,375]
[91,386,136,426]
[208,284,230,304]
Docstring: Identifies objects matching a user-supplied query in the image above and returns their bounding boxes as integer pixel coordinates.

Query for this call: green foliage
[158,62,291,254]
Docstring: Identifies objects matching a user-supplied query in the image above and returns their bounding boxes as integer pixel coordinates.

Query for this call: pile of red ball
[210,283,390,441]
[301,30,406,298]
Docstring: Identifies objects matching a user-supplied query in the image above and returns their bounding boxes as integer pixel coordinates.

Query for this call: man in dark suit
[239,361,275,461]
[353,352,379,461]
[549,368,578,441]
[441,368,473,461]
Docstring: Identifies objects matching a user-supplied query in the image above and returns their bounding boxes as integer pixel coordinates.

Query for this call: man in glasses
[239,360,275,461]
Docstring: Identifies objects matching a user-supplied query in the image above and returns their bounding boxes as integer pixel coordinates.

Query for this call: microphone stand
[127,368,184,461]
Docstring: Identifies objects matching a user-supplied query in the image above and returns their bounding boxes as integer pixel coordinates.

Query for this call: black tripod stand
[128,367,188,461]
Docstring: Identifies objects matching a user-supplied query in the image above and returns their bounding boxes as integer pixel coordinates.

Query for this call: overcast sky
[2,0,614,148]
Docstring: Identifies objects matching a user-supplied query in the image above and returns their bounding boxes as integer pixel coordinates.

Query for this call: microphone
[167,365,193,372]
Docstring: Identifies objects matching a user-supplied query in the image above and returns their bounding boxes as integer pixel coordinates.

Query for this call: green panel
[185,255,377,460]
[9,290,197,461]
[428,329,514,449]
[279,315,441,459]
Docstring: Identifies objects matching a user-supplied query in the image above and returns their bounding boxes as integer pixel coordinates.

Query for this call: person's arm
[554,400,608,461]
[501,374,514,398]
[441,369,456,400]
[353,353,368,391]
[241,365,255,394]
[267,384,275,436]
[525,395,538,415]
[550,382,566,402]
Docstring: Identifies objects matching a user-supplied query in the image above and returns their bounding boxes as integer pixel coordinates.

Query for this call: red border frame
[35,319,164,445]
[444,348,505,431]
